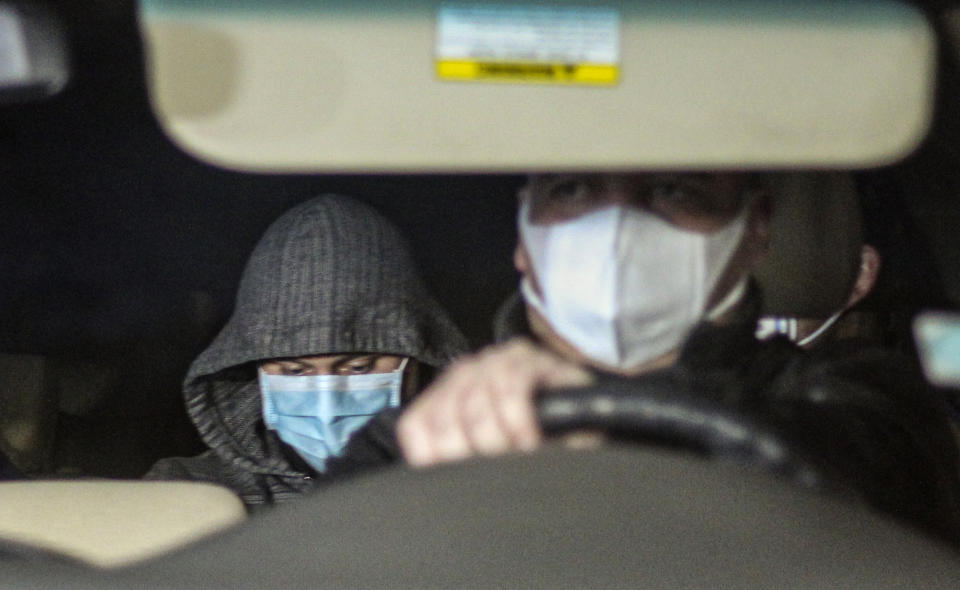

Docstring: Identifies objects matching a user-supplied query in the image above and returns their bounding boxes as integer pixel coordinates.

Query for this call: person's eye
[281,363,313,376]
[339,359,374,375]
[545,178,591,203]
[650,180,691,201]
[649,181,710,213]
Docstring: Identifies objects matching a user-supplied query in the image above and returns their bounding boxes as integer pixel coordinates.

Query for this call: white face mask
[518,200,748,371]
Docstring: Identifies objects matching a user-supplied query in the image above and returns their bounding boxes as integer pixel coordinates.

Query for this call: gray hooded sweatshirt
[145,195,468,507]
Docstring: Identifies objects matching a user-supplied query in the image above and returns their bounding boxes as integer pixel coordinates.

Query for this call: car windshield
[2,0,960,586]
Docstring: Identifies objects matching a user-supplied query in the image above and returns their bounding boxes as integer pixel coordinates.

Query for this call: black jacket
[235,281,960,545]
[490,284,960,545]
[144,196,469,509]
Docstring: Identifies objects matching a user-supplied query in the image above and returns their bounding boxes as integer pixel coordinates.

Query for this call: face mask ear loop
[705,277,748,322]
[392,357,410,406]
[395,357,410,378]
[701,209,750,322]
[258,367,279,430]
[797,309,846,348]
[786,318,799,341]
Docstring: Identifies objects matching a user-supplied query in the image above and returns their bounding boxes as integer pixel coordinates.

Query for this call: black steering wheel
[6,372,960,589]
[535,371,829,489]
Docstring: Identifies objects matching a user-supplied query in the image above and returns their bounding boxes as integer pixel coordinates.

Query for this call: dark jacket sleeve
[146,413,402,505]
[144,449,233,484]
[324,408,403,480]
[750,341,960,546]
[144,450,287,510]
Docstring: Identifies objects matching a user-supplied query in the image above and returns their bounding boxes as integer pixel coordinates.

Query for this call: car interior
[2,0,960,586]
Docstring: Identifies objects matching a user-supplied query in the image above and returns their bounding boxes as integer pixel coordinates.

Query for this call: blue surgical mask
[258,358,407,473]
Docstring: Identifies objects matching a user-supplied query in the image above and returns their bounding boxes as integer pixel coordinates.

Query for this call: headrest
[754,172,864,317]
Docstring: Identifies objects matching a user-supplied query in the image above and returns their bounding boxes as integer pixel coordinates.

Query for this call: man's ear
[845,244,882,309]
[514,182,533,275]
[514,242,530,274]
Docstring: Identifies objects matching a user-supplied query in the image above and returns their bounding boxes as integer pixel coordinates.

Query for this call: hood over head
[183,194,468,478]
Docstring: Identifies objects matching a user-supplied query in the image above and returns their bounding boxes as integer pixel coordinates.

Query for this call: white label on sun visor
[914,312,960,388]
[0,6,29,83]
[436,4,620,85]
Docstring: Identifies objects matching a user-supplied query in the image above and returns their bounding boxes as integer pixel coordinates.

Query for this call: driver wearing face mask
[515,173,758,374]
[397,172,960,546]
[146,195,468,509]
[399,172,773,455]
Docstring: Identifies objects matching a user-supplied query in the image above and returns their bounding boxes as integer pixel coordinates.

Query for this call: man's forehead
[519,171,758,229]
[523,171,754,188]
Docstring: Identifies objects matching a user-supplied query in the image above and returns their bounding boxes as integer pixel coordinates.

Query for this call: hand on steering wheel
[398,337,824,490]
[397,338,591,467]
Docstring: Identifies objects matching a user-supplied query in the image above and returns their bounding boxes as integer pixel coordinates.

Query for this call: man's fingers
[459,382,515,456]
[484,346,543,451]
[398,338,594,468]
[397,414,435,467]
[398,361,476,466]
[399,398,474,467]
[491,342,592,450]
[539,356,594,390]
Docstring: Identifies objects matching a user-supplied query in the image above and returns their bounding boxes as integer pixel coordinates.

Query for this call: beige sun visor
[139,1,935,173]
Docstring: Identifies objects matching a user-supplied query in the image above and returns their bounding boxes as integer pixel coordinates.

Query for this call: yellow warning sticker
[436,4,620,86]
[437,61,618,85]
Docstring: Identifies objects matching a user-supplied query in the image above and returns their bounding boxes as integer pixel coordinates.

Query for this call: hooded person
[145,195,469,508]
